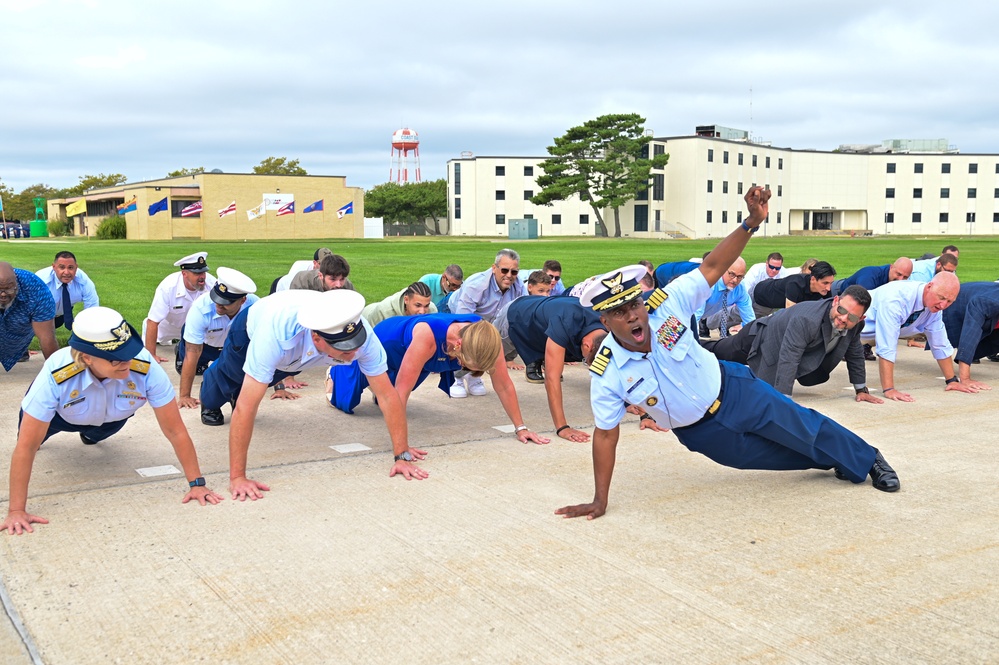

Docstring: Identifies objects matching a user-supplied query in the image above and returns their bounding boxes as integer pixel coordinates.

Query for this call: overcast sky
[3,0,999,194]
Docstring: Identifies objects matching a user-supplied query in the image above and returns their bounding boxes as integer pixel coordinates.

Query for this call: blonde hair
[457,321,502,376]
[70,349,89,369]
[800,258,818,274]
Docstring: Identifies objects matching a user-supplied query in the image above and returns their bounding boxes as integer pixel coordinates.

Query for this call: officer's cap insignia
[601,272,624,295]
[345,322,356,335]
[218,283,228,293]
[94,322,131,351]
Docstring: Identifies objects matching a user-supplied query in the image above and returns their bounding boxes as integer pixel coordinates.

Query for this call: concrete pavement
[1,345,997,664]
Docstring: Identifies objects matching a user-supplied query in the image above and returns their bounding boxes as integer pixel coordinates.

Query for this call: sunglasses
[836,305,861,324]
[766,264,781,271]
[498,267,520,276]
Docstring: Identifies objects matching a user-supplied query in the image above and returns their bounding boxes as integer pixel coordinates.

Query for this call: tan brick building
[49,172,365,240]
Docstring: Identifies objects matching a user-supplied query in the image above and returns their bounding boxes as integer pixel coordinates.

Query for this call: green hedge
[96,214,127,239]
[46,218,71,237]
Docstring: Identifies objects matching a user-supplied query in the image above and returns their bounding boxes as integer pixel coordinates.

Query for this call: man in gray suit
[702,285,883,404]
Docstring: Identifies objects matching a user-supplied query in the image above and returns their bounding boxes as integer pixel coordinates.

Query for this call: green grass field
[3,234,997,348]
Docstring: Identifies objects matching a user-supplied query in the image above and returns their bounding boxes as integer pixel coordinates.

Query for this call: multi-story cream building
[49,172,364,240]
[447,128,999,238]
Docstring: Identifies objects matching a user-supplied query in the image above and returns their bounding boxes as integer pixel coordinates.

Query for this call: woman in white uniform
[2,307,222,535]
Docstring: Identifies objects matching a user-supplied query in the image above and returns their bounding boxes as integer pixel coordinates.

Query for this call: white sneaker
[449,378,468,398]
[324,367,335,408]
[466,376,487,396]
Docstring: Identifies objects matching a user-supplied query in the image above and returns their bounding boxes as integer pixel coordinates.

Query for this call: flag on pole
[117,197,137,214]
[276,201,295,217]
[336,201,354,219]
[247,202,265,221]
[148,197,168,216]
[66,198,88,217]
[180,201,203,217]
[303,200,323,213]
[218,201,236,218]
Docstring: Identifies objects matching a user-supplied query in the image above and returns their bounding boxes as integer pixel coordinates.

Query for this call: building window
[940,212,949,224]
[970,163,978,174]
[994,212,999,223]
[885,212,894,224]
[738,153,744,166]
[752,155,758,167]
[707,180,713,193]
[722,181,729,194]
[994,188,999,198]
[913,188,922,198]
[887,163,896,173]
[912,212,922,224]
[941,187,950,198]
[942,163,951,174]
[777,184,783,197]
[634,204,648,232]
[777,212,782,224]
[652,174,664,201]
[723,151,729,164]
[722,210,728,224]
[496,214,505,225]
[454,198,461,219]
[736,211,743,225]
[653,144,665,157]
[708,149,714,162]
[737,182,743,195]
[914,163,923,174]
[524,190,533,200]
[495,165,505,176]
[171,200,198,217]
[635,185,648,201]
[640,144,649,159]
[967,212,976,223]
[524,214,534,219]
[968,188,977,198]
[552,214,561,225]
[886,188,895,198]
[579,214,589,225]
[766,156,771,168]
[524,165,533,176]
[778,158,783,170]
[495,190,505,200]
[706,210,712,224]
[454,163,461,195]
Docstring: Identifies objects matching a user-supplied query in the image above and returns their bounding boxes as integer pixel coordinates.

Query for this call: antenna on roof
[749,86,753,142]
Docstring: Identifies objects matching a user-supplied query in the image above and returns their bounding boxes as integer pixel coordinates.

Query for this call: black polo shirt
[507,295,606,365]
[753,273,825,309]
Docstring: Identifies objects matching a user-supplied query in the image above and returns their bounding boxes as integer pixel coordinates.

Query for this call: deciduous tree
[532,113,669,237]
[365,179,448,234]
[168,167,205,177]
[253,157,307,176]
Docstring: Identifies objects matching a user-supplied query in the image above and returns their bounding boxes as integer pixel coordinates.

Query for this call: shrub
[96,214,127,240]
[47,218,71,236]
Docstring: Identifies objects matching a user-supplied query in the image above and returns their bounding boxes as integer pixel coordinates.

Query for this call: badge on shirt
[646,396,658,407]
[62,397,85,409]
[127,381,136,390]
[656,316,687,351]
[70,389,79,398]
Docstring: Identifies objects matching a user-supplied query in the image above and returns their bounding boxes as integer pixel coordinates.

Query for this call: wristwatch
[394,451,413,462]
[188,477,206,488]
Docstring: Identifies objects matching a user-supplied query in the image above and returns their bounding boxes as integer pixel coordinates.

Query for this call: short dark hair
[319,254,350,278]
[527,270,553,286]
[54,251,77,262]
[767,252,783,263]
[942,245,959,255]
[638,259,654,270]
[542,259,562,273]
[938,253,958,269]
[444,264,463,280]
[809,261,836,280]
[403,281,431,298]
[841,285,871,310]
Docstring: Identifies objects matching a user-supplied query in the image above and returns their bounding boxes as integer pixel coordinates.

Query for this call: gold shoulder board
[51,362,85,385]
[589,346,612,376]
[129,359,151,375]
[645,288,669,312]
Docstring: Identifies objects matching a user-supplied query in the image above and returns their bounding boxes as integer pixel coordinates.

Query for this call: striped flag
[276,201,295,217]
[336,201,353,218]
[117,197,137,214]
[218,201,236,218]
[180,201,203,217]
[303,200,323,213]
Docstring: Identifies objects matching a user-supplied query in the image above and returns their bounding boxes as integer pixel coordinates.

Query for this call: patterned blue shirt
[1,269,56,371]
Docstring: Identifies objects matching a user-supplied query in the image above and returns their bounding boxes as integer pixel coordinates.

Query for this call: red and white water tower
[390,128,421,183]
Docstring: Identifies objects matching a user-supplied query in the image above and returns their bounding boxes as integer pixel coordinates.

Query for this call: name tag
[62,397,85,408]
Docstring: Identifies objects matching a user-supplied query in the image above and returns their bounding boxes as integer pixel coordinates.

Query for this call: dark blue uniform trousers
[199,308,299,410]
[19,411,131,444]
[673,361,876,483]
[175,325,221,375]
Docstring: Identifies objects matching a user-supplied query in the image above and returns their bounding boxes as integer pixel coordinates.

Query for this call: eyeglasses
[726,271,745,281]
[0,284,18,295]
[766,264,781,271]
[498,267,520,276]
[443,275,462,291]
[835,305,861,324]
[108,359,129,367]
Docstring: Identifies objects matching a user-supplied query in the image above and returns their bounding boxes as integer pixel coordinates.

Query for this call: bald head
[723,257,747,289]
[889,257,913,281]
[0,262,13,280]
[923,272,960,313]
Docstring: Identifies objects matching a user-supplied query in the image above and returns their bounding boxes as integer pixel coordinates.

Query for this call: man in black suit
[941,280,999,389]
[703,285,882,403]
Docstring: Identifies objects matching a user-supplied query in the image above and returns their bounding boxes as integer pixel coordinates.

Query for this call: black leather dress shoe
[863,344,876,361]
[18,351,30,363]
[80,432,99,445]
[988,354,999,362]
[525,361,545,384]
[835,449,899,492]
[201,407,224,426]
[698,320,710,338]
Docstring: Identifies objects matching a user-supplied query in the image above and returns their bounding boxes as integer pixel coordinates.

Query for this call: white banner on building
[263,194,295,211]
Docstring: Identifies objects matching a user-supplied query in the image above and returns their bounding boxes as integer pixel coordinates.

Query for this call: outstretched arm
[555,425,620,520]
[699,186,770,287]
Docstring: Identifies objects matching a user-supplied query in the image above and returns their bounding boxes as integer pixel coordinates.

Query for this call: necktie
[719,289,730,337]
[901,309,923,328]
[61,283,74,331]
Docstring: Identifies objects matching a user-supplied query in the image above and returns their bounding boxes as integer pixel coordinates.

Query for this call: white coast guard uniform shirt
[860,280,953,363]
[21,347,175,426]
[590,269,722,431]
[183,292,260,348]
[34,267,100,316]
[243,291,388,385]
[145,271,217,342]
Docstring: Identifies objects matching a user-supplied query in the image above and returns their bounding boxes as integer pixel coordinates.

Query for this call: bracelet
[189,477,206,488]
[556,425,570,434]
[514,424,529,433]
[945,376,960,385]
[882,387,895,394]
[740,220,759,235]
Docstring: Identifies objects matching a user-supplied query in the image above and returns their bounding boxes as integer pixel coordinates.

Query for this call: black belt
[677,363,725,429]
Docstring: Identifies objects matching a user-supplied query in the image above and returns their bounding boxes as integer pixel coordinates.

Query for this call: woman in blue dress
[327,315,548,444]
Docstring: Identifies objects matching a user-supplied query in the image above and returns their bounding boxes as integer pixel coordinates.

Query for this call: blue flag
[304,199,324,213]
[148,197,168,216]
[336,201,353,219]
